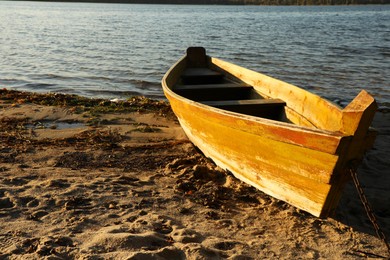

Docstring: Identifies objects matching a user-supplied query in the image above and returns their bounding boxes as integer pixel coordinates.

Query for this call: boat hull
[162,48,377,217]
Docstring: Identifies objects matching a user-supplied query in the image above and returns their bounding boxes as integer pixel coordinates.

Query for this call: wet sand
[0,89,389,259]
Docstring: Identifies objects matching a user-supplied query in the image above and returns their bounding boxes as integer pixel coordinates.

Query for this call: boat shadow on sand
[334,111,390,241]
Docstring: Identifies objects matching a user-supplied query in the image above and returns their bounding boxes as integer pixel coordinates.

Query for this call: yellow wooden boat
[162,47,377,217]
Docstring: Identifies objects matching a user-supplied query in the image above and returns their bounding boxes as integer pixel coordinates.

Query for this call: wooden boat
[162,47,377,217]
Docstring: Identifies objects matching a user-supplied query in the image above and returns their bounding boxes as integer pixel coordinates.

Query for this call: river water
[0,2,389,108]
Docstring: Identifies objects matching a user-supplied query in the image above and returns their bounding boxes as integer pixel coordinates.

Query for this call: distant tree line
[23,0,389,4]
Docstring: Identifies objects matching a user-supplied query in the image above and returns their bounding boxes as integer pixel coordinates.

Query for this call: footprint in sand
[44,179,71,189]
[170,227,204,244]
[201,237,249,258]
[0,197,14,209]
[79,214,190,259]
[17,235,75,257]
[80,225,174,253]
[26,210,49,221]
[18,196,39,208]
[0,191,16,209]
[3,177,30,186]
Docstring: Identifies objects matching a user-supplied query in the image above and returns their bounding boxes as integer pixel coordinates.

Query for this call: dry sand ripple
[0,89,389,259]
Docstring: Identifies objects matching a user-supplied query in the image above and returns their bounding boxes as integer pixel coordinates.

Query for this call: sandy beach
[0,89,389,259]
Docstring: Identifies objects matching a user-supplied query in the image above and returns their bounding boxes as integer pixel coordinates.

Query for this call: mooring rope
[349,168,390,258]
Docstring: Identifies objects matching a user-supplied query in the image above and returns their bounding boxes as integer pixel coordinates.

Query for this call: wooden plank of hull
[174,106,334,217]
[169,99,342,185]
[199,108,349,156]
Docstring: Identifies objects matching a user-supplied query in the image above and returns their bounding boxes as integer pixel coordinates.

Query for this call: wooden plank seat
[181,68,225,85]
[201,99,287,119]
[174,82,252,91]
[174,83,260,102]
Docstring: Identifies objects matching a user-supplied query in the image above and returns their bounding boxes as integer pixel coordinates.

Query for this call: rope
[349,168,390,257]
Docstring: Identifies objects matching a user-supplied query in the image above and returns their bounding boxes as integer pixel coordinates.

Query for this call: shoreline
[1,89,389,259]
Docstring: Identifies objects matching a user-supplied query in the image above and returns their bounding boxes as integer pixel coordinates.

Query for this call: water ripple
[0,2,388,108]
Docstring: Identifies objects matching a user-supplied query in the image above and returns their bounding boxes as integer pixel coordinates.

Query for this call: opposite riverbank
[12,0,389,5]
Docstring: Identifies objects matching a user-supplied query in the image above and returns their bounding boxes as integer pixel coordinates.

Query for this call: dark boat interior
[172,47,287,121]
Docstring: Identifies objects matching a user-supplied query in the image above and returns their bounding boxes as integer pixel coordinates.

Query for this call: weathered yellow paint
[171,99,340,183]
[162,48,376,218]
[173,102,333,216]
